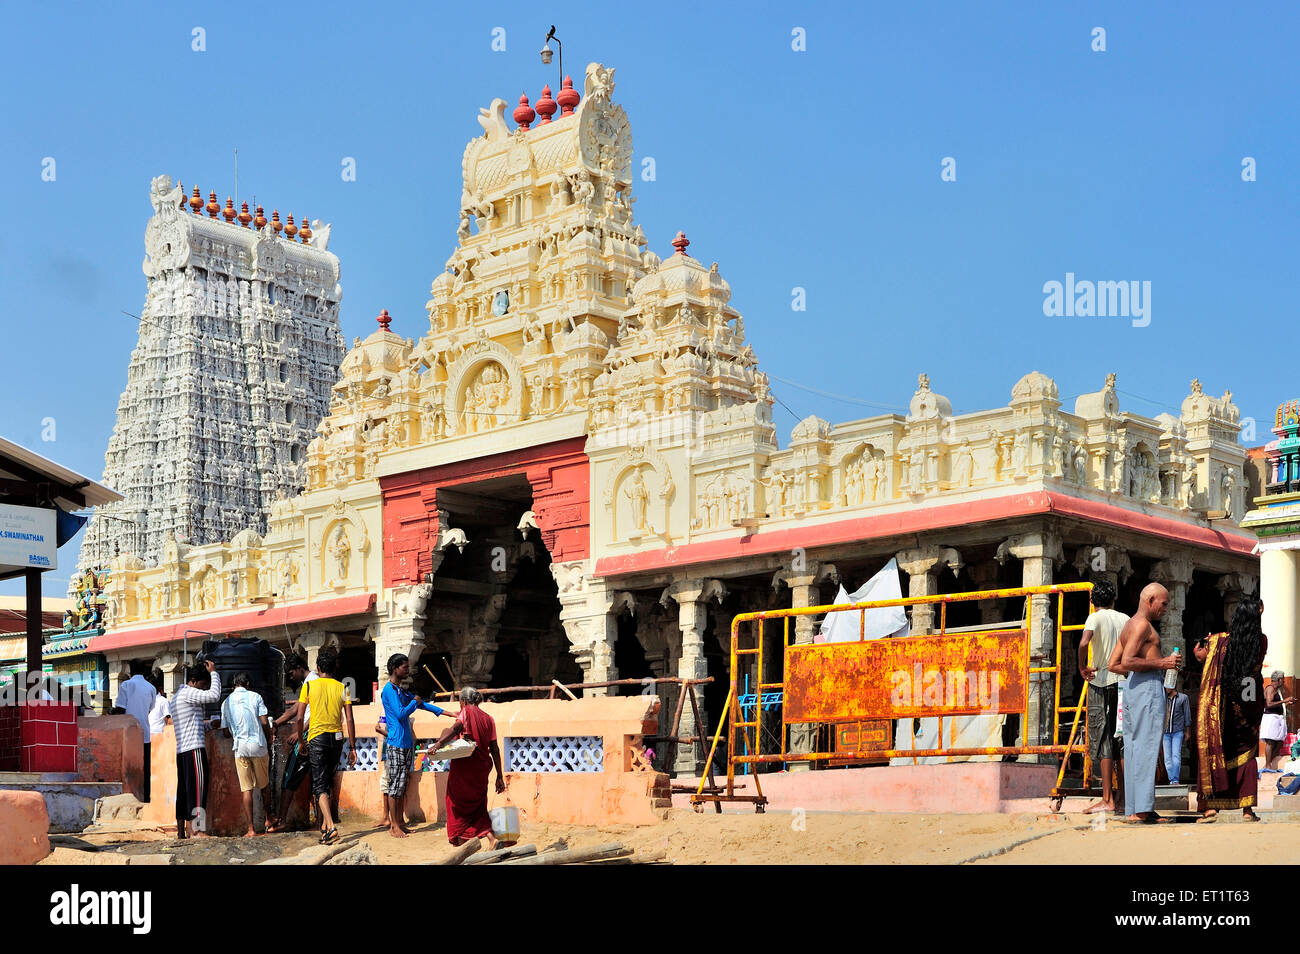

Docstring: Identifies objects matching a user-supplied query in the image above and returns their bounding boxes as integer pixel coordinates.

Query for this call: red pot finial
[671,230,690,256]
[557,75,580,116]
[222,196,237,222]
[189,186,203,213]
[254,205,267,230]
[237,201,252,227]
[206,191,220,218]
[178,182,189,210]
[298,216,312,243]
[513,92,536,130]
[377,308,392,331]
[536,84,557,124]
[284,214,298,241]
[271,209,283,235]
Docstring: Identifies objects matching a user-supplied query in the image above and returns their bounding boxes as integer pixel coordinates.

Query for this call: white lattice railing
[504,735,604,773]
[338,737,449,773]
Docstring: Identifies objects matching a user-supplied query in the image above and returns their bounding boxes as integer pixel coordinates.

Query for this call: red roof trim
[87,593,377,653]
[593,491,1256,578]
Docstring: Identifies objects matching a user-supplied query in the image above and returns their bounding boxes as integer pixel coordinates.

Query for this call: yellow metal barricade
[693,582,1096,812]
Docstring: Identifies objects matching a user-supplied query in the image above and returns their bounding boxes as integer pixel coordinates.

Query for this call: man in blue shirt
[380,653,454,838]
[220,672,275,837]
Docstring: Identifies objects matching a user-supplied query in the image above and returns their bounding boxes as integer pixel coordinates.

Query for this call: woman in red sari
[434,687,506,847]
[1193,600,1266,822]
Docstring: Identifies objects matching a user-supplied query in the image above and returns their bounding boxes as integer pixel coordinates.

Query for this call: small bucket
[489,805,520,843]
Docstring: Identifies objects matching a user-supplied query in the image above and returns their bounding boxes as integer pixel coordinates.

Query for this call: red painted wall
[18,703,77,773]
[381,436,590,587]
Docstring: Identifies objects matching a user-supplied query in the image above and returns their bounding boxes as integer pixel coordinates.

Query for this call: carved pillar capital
[1151,555,1195,588]
[293,630,341,671]
[1072,544,1132,585]
[995,532,1063,568]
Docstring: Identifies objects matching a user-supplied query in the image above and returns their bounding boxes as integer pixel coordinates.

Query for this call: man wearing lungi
[1118,582,1181,822]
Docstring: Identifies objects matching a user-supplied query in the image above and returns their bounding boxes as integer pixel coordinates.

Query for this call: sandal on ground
[320,827,339,845]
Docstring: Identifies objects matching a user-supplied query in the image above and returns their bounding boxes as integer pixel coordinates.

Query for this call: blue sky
[2,1,1297,595]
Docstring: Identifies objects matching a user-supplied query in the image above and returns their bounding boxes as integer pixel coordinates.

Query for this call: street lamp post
[540,25,562,87]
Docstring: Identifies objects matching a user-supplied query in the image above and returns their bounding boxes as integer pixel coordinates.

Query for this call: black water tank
[198,637,285,722]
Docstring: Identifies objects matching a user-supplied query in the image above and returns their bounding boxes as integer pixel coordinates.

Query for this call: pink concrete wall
[77,716,144,800]
[143,696,670,835]
[673,762,1061,814]
[0,790,50,864]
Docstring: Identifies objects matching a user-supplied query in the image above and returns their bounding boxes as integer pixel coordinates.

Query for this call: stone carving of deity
[624,468,650,533]
[1220,468,1237,519]
[907,449,924,494]
[1011,432,1028,475]
[954,441,974,488]
[1071,443,1088,484]
[846,458,864,505]
[330,525,351,580]
[1181,460,1196,508]
[258,561,271,597]
[422,402,446,440]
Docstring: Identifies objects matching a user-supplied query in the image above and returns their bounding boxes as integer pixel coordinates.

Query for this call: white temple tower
[78,177,345,570]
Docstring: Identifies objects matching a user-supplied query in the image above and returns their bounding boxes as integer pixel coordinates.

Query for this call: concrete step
[92,792,144,824]
[0,778,123,833]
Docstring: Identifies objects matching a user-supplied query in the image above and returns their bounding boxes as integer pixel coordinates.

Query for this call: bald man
[1117,582,1181,822]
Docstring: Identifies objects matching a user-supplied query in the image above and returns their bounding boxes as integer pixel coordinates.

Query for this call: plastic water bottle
[1164,647,1181,689]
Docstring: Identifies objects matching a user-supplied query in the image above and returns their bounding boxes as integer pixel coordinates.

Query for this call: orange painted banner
[783,630,1027,723]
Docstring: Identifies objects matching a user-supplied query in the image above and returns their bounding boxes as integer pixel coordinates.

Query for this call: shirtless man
[1116,582,1180,822]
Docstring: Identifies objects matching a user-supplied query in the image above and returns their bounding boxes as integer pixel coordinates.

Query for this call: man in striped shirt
[172,660,221,838]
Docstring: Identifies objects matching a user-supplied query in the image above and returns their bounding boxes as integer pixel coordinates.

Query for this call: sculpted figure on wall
[1071,443,1088,484]
[625,467,650,532]
[330,525,351,580]
[1220,468,1237,519]
[461,361,510,434]
[1011,431,1028,475]
[953,441,974,488]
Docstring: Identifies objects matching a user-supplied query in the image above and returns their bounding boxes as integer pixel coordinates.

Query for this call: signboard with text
[0,504,58,572]
[783,629,1027,723]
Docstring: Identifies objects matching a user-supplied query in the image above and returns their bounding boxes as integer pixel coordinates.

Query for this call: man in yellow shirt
[291,649,355,844]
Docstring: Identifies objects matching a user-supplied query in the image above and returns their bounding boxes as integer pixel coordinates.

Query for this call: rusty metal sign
[783,630,1027,723]
[831,720,892,764]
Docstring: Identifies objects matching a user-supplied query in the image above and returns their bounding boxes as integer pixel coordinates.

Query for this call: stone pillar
[997,531,1063,750]
[968,561,1002,626]
[772,562,836,768]
[773,561,838,645]
[1151,556,1194,654]
[552,561,620,696]
[294,630,341,672]
[1218,571,1258,629]
[452,593,506,689]
[1071,544,1132,596]
[106,658,133,709]
[153,651,189,696]
[374,583,432,675]
[1261,548,1300,677]
[895,547,962,635]
[661,579,726,777]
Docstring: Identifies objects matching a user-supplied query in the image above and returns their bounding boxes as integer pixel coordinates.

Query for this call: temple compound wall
[89,62,1260,780]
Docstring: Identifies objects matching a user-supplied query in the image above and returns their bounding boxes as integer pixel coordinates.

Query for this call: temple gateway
[92,63,1259,776]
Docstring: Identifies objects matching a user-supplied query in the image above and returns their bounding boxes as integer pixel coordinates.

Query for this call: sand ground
[44,807,1300,865]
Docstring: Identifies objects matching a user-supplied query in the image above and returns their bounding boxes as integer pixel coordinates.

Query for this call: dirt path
[41,809,1300,865]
